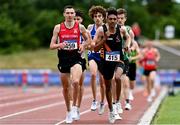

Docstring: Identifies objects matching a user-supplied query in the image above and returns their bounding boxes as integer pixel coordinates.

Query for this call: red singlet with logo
[144,49,157,70]
[59,22,80,50]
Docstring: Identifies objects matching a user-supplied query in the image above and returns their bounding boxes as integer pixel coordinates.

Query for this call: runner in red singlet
[50,5,90,124]
[141,41,160,102]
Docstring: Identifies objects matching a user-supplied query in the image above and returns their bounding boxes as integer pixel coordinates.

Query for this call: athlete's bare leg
[71,64,83,106]
[77,72,84,107]
[61,73,71,111]
[111,75,116,103]
[99,73,105,103]
[89,60,98,101]
[115,67,123,102]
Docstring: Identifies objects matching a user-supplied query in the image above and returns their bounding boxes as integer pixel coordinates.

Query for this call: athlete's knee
[72,80,79,88]
[115,72,122,80]
[62,86,69,93]
[150,71,156,80]
[91,73,96,78]
[114,74,120,80]
[121,74,126,81]
[123,81,129,88]
[105,85,111,92]
[100,82,104,88]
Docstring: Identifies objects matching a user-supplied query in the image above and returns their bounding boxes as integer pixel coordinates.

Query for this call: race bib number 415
[105,51,120,62]
[63,40,78,50]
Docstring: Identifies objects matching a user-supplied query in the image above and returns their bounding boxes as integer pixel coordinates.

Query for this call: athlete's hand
[155,58,159,62]
[78,44,84,54]
[124,46,129,52]
[58,42,67,49]
[128,57,132,62]
[104,31,110,39]
[90,41,95,49]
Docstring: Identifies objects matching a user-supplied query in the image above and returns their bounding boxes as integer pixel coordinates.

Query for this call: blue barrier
[0,73,21,85]
[48,73,60,85]
[0,69,179,86]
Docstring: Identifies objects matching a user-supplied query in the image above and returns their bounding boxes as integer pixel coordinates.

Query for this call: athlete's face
[74,16,83,24]
[107,14,117,27]
[117,14,126,26]
[145,41,153,49]
[64,8,75,22]
[93,12,104,25]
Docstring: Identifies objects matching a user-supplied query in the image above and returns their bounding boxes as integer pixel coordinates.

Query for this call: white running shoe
[91,100,98,111]
[98,102,105,115]
[116,102,123,114]
[129,91,134,101]
[113,103,117,114]
[65,111,73,124]
[147,95,153,102]
[109,111,116,123]
[115,113,122,120]
[113,103,122,120]
[125,103,132,110]
[151,88,156,97]
[71,106,79,120]
[76,107,80,120]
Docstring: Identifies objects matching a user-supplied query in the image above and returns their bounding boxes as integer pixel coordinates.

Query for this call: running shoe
[129,91,134,101]
[98,102,105,115]
[151,88,156,97]
[116,102,123,114]
[109,111,116,123]
[76,107,80,120]
[71,106,79,120]
[113,103,122,120]
[147,95,153,102]
[91,100,98,111]
[65,111,73,124]
[125,102,132,110]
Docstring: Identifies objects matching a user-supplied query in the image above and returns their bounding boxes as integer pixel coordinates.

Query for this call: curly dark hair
[88,5,106,19]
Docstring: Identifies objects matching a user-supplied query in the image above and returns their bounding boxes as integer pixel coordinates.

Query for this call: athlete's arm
[85,24,95,50]
[79,24,92,52]
[129,29,135,40]
[155,48,160,62]
[92,26,105,52]
[50,24,66,50]
[140,48,146,60]
[129,41,141,61]
[121,26,131,51]
[87,24,93,31]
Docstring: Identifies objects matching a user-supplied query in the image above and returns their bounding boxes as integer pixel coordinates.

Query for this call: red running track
[0,86,159,125]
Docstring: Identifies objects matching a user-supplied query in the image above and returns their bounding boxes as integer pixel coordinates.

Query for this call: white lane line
[0,94,60,108]
[0,89,59,101]
[154,42,180,56]
[0,94,92,120]
[0,88,92,107]
[0,90,20,96]
[0,102,62,120]
[137,87,168,125]
[0,93,49,101]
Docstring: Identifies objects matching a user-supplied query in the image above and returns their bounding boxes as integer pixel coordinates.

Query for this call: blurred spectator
[132,22,141,43]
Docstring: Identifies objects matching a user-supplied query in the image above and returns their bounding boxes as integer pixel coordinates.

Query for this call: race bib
[147,60,155,65]
[88,50,100,56]
[63,40,78,50]
[105,51,120,62]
